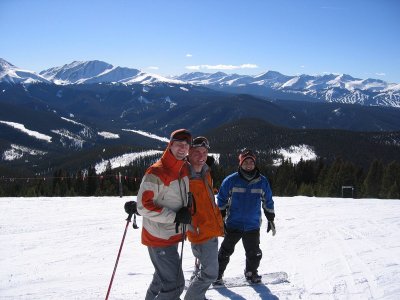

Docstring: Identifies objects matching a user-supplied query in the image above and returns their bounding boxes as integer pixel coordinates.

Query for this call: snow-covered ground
[0,120,52,143]
[273,144,317,165]
[1,196,399,299]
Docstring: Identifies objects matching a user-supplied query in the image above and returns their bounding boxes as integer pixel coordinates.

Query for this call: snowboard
[209,272,289,289]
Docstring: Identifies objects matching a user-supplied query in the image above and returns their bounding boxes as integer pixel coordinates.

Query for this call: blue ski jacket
[217,171,274,232]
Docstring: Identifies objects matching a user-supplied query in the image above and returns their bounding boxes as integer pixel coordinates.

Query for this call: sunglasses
[191,137,210,150]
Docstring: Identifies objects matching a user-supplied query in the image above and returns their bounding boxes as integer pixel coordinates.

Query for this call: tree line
[0,156,399,199]
[267,158,400,199]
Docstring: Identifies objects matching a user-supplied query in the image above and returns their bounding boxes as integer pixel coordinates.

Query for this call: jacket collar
[188,163,209,179]
[161,149,187,174]
[238,167,261,183]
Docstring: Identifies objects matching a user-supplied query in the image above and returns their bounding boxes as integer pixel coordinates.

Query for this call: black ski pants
[217,228,262,276]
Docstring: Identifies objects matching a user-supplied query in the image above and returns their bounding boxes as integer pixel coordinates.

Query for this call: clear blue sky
[2,0,400,83]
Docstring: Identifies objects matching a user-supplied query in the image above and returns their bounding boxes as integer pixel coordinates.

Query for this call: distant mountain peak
[0,58,49,84]
[37,60,180,85]
[39,60,114,83]
[254,70,285,78]
[0,58,16,71]
[335,73,358,81]
[253,71,292,85]
[211,71,228,77]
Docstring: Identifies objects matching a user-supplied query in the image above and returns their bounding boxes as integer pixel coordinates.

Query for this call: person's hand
[220,209,226,219]
[206,155,215,167]
[264,210,275,222]
[267,220,276,236]
[174,207,192,224]
[124,201,138,215]
[223,222,228,235]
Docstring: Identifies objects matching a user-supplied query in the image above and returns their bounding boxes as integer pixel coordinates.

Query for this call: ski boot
[244,270,262,283]
[212,273,224,286]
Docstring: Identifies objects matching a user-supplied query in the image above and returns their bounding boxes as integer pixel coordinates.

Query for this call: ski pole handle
[132,214,139,229]
[126,212,133,222]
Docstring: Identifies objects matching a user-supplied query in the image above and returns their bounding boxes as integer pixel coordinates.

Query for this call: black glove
[220,209,226,219]
[223,222,227,235]
[264,210,275,222]
[124,201,139,215]
[206,155,215,167]
[267,221,276,236]
[174,207,192,224]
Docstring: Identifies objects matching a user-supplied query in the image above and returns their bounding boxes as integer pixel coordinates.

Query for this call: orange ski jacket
[187,164,224,244]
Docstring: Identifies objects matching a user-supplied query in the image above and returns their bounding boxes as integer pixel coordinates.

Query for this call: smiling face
[189,146,208,172]
[241,158,255,172]
[169,140,190,160]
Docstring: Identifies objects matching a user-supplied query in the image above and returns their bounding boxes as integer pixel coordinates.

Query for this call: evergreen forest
[1,155,399,199]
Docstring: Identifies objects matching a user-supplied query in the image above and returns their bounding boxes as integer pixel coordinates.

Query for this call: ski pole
[175,192,193,296]
[190,257,200,281]
[105,212,133,300]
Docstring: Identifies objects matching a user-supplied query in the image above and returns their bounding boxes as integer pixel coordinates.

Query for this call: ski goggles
[191,136,210,150]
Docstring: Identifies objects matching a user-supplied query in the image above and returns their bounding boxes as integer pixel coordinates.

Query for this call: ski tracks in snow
[2,196,399,300]
[272,198,400,300]
[330,221,399,299]
[329,226,381,298]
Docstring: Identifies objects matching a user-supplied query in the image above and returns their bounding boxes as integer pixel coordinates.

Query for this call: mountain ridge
[1,58,400,175]
[1,58,399,107]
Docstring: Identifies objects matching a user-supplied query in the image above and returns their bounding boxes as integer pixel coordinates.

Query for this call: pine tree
[295,159,315,186]
[74,170,86,196]
[37,178,51,196]
[298,183,314,196]
[324,158,344,197]
[86,165,98,196]
[273,159,297,196]
[387,182,400,199]
[52,169,69,196]
[380,161,400,198]
[315,163,330,197]
[362,159,384,198]
[284,180,298,196]
[100,161,118,196]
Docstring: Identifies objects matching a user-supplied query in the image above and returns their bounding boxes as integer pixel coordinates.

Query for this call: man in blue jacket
[214,149,276,284]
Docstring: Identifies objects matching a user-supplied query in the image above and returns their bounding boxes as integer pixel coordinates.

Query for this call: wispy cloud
[185,64,258,71]
[147,66,159,70]
[375,72,386,76]
[186,54,193,57]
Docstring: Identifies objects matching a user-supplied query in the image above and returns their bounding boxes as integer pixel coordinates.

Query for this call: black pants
[217,228,262,276]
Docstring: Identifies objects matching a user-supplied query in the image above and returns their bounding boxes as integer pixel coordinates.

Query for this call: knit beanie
[238,149,256,166]
[169,129,192,144]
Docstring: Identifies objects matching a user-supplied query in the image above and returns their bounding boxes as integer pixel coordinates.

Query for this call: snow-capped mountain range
[177,71,399,92]
[0,58,50,84]
[175,71,400,107]
[0,58,184,86]
[1,58,400,107]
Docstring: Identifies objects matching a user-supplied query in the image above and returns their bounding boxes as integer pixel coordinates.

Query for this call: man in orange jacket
[185,136,224,300]
[136,129,193,300]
